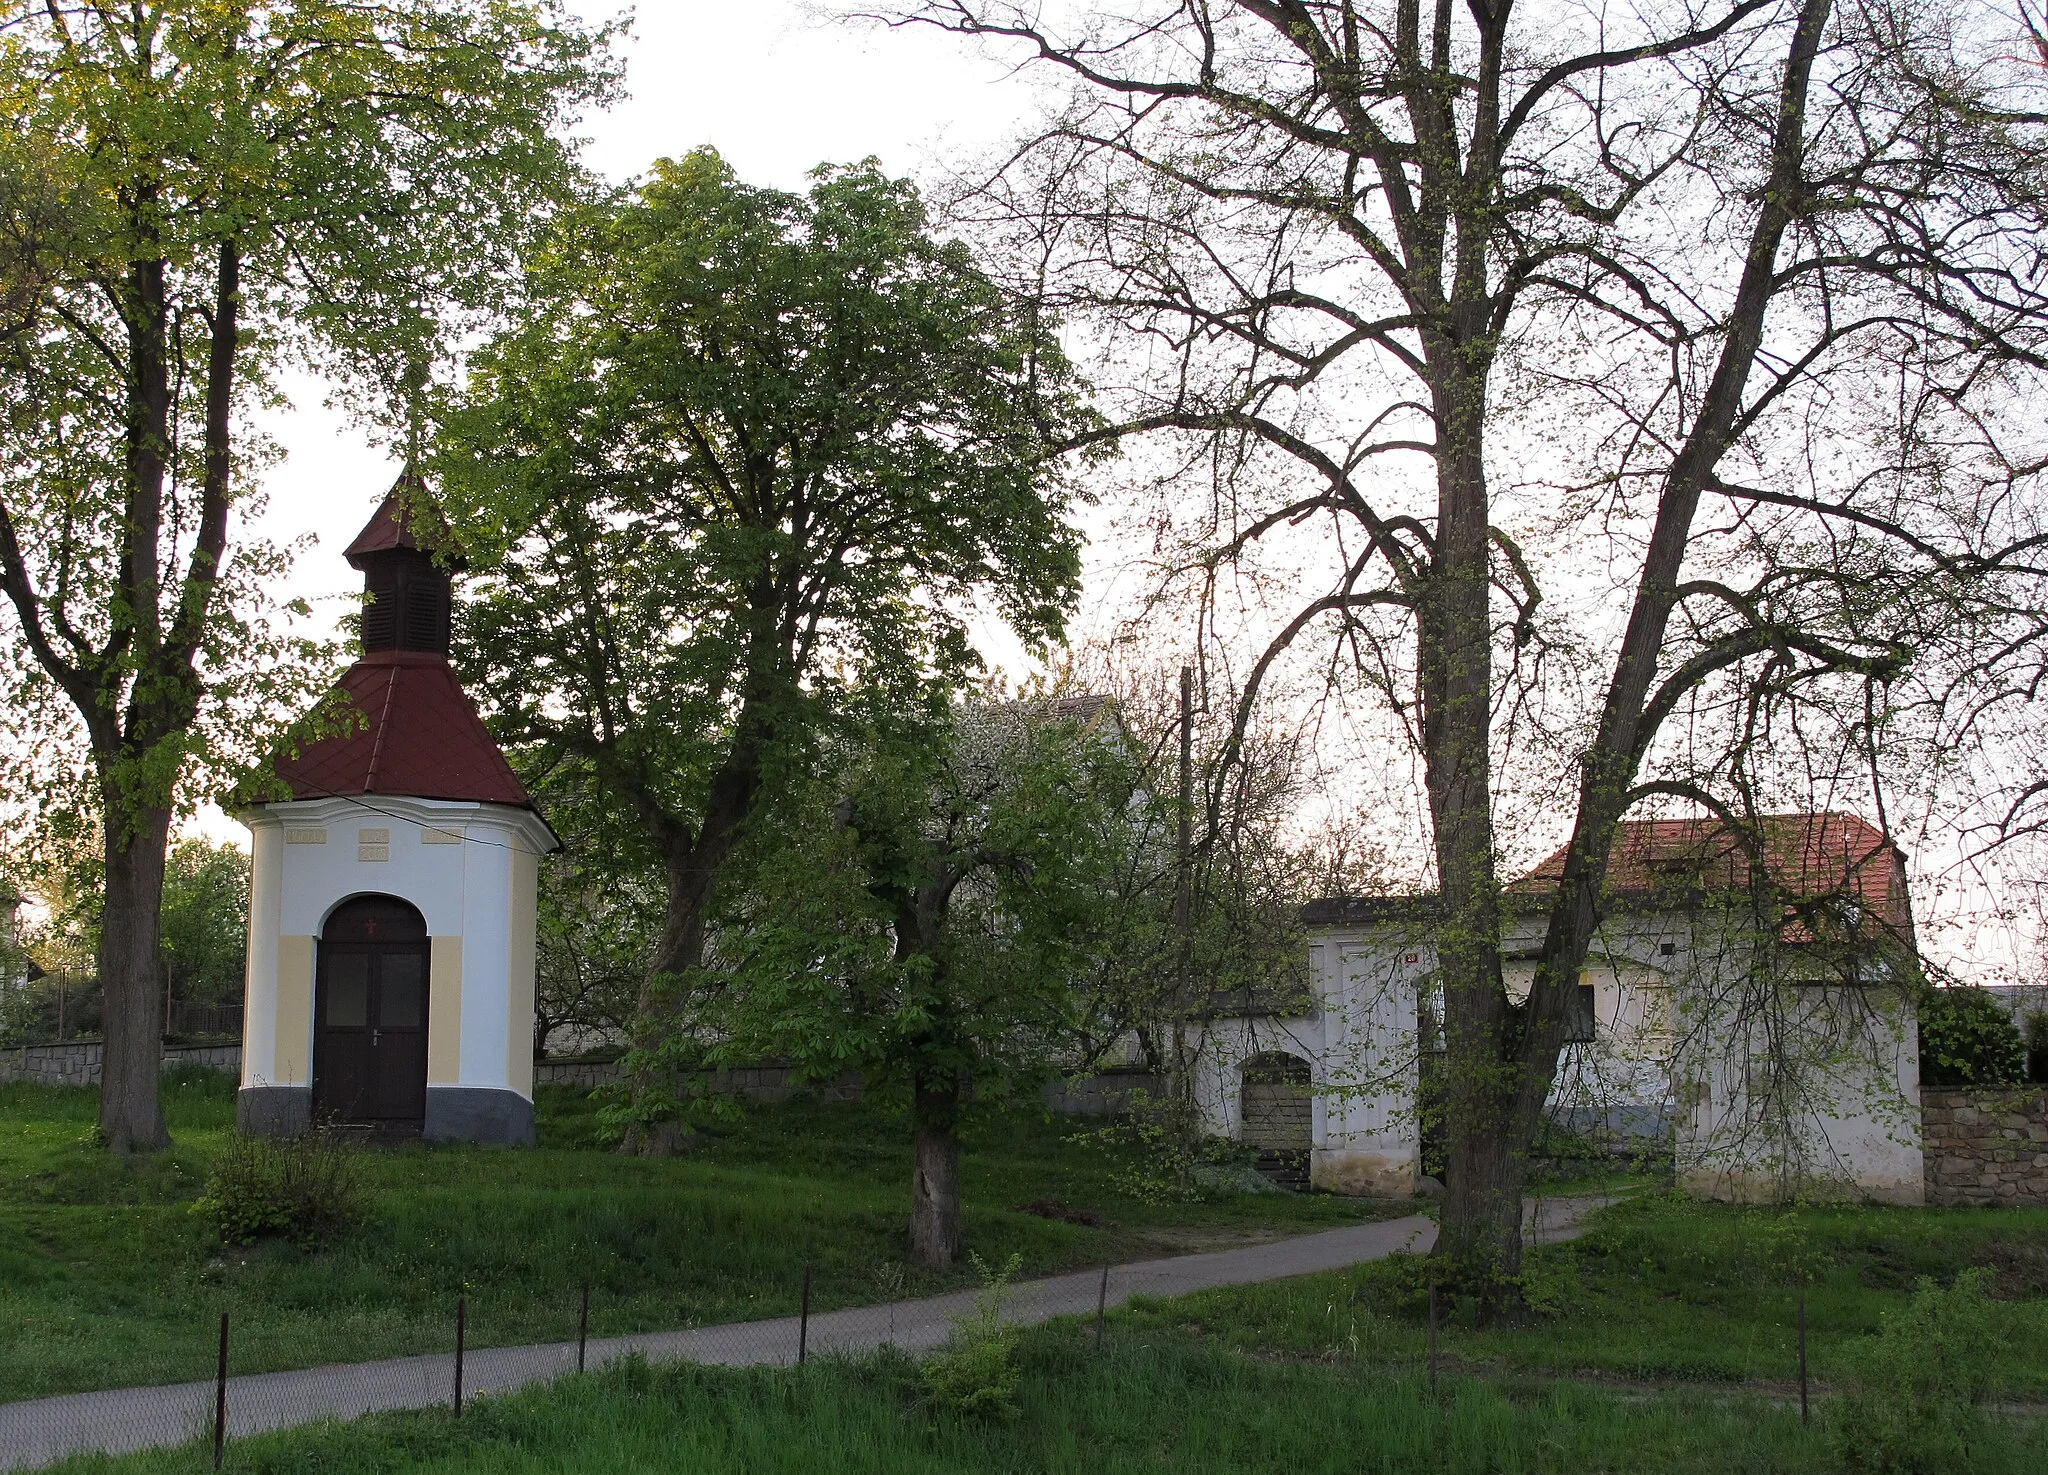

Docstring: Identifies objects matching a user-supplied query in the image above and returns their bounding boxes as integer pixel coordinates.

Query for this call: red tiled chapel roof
[270,651,531,809]
[343,482,464,569]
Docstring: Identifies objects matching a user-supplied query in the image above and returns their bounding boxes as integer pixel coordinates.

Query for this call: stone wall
[1041,1069,1162,1116]
[7,1042,1151,1120]
[532,1056,864,1103]
[532,1055,624,1090]
[1922,1087,2048,1206]
[0,1041,242,1087]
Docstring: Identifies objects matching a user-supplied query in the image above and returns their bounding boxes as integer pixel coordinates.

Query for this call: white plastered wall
[1501,913,1680,1135]
[238,796,553,1103]
[1195,922,1426,1196]
[1191,904,1921,1204]
[1672,926,1924,1204]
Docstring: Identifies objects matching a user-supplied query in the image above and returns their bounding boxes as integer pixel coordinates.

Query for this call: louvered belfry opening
[345,479,462,657]
[361,553,452,655]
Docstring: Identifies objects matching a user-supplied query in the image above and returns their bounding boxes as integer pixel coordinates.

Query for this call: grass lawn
[0,1072,1393,1404]
[44,1327,2048,1475]
[1110,1190,2048,1396]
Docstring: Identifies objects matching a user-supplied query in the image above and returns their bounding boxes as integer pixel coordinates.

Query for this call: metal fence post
[1798,1285,1809,1425]
[578,1279,590,1374]
[1427,1278,1439,1393]
[1095,1265,1109,1349]
[212,1312,229,1471]
[454,1296,466,1417]
[798,1263,813,1365]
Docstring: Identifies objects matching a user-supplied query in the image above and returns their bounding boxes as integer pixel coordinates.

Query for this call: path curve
[0,1193,1615,1471]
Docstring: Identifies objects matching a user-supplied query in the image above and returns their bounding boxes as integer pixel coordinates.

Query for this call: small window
[380,954,425,1028]
[1659,942,1676,956]
[1563,984,1597,1044]
[325,955,369,1028]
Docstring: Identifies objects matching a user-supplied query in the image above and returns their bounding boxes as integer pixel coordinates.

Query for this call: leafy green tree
[439,150,1095,1150]
[0,1,615,1150]
[159,837,250,1016]
[1919,987,2026,1088]
[720,701,1144,1265]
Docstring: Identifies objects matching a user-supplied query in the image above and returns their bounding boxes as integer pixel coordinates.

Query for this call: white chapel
[236,485,555,1145]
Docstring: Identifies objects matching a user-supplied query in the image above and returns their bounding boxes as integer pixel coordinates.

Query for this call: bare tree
[862,0,2048,1293]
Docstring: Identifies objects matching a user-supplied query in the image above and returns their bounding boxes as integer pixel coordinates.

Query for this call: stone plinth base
[1677,1165,1925,1206]
[424,1085,535,1147]
[236,1085,313,1138]
[1311,1148,1419,1197]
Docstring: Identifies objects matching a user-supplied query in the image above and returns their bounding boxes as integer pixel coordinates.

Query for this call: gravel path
[0,1194,1614,1471]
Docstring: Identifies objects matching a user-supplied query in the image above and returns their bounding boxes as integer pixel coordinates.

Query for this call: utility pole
[1171,665,1194,1117]
[1176,664,1192,946]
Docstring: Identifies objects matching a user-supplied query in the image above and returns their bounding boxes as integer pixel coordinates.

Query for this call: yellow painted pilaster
[429,935,464,1085]
[272,936,314,1085]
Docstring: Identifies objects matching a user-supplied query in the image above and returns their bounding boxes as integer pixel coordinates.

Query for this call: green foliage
[2025,1010,2048,1051]
[0,0,618,825]
[920,1252,1024,1419]
[532,836,657,1059]
[159,838,251,1011]
[1,833,247,1042]
[715,701,1147,1108]
[2024,1010,2048,1085]
[439,148,1098,1056]
[1918,987,2026,1087]
[195,1131,364,1247]
[1830,1270,2010,1474]
[1069,1089,1260,1204]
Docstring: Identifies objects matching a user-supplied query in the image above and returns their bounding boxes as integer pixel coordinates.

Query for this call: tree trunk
[98,799,173,1152]
[620,700,773,1156]
[1418,378,1524,1290]
[617,843,714,1157]
[910,1072,962,1267]
[1499,0,1837,1244]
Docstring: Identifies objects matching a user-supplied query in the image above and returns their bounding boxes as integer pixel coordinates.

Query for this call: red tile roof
[1515,812,1913,938]
[271,651,532,809]
[343,480,463,570]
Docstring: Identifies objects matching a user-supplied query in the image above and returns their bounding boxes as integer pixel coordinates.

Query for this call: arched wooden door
[313,896,430,1128]
[1241,1051,1313,1189]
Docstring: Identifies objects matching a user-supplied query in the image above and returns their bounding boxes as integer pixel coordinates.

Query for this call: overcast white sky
[245,1,1044,647]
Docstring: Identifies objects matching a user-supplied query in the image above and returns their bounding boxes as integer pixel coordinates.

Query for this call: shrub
[195,1130,364,1246]
[921,1253,1022,1419]
[2024,1010,2048,1086]
[1918,988,2025,1087]
[1830,1269,2008,1473]
[1069,1089,1263,1203]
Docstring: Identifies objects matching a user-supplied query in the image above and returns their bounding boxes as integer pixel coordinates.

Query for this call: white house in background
[0,884,40,1001]
[236,485,556,1146]
[1191,897,1426,1196]
[1198,813,1925,1204]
